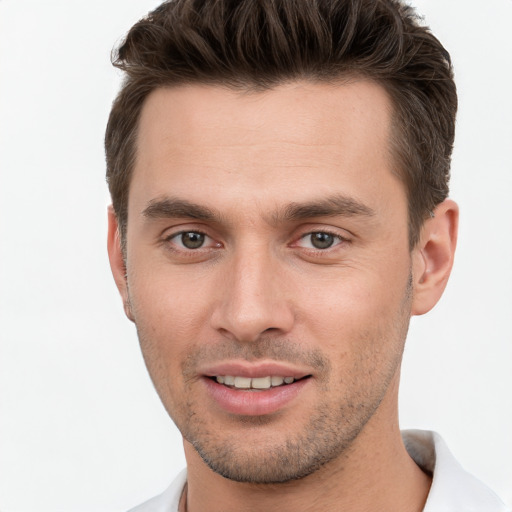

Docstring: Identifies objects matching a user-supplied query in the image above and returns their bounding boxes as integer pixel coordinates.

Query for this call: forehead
[136,80,392,158]
[130,80,402,220]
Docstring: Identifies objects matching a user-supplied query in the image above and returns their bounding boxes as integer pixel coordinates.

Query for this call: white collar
[403,429,509,511]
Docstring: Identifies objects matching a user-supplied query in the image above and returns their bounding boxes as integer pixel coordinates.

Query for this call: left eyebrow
[277,194,376,223]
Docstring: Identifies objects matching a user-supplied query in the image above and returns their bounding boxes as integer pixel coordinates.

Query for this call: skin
[108,80,458,511]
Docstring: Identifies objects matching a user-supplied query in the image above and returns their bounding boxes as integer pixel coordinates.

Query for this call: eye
[167,231,215,250]
[298,231,345,250]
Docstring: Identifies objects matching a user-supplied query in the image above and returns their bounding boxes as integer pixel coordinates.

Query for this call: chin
[195,444,331,484]
[184,409,366,484]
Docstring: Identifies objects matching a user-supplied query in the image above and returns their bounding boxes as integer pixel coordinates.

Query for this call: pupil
[311,232,334,249]
[182,232,205,249]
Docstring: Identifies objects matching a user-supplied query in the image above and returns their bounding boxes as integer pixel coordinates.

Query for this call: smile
[214,375,297,389]
[204,374,311,416]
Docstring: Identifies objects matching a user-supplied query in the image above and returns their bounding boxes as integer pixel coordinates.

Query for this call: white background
[0,1,511,510]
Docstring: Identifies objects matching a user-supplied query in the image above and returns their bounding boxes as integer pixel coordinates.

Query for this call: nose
[210,245,294,343]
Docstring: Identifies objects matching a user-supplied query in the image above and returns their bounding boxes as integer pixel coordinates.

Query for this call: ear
[411,199,459,316]
[107,206,134,322]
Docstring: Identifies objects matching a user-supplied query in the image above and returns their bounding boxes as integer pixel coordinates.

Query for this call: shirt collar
[403,429,509,512]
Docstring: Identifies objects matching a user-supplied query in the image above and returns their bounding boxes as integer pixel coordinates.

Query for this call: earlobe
[411,199,459,316]
[107,206,135,322]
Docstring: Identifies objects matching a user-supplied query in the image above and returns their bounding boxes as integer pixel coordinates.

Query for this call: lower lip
[203,378,309,416]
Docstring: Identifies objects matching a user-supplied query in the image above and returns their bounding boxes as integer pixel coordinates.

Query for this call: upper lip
[199,360,311,379]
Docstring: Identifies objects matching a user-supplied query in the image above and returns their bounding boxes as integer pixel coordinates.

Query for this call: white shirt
[128,430,510,512]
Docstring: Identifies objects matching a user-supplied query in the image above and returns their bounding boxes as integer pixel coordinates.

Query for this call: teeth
[224,375,235,386]
[251,376,271,389]
[271,376,284,386]
[215,375,296,389]
[234,376,251,389]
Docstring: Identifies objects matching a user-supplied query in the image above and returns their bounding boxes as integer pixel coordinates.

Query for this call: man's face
[120,81,415,482]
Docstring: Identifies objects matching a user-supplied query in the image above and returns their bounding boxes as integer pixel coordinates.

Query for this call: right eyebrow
[142,197,219,222]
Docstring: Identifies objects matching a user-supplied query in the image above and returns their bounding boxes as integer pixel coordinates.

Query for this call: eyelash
[163,230,219,252]
[295,230,349,251]
[162,228,349,253]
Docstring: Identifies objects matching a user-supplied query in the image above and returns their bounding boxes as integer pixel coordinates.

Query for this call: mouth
[210,375,309,390]
[201,364,313,416]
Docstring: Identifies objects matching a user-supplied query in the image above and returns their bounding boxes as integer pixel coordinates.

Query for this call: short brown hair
[105,0,457,248]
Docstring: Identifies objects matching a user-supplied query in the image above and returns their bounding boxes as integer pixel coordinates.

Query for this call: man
[105,0,509,511]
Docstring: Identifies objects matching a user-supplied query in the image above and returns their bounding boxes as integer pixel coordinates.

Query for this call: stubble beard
[144,331,407,485]
[184,388,384,484]
[134,275,413,485]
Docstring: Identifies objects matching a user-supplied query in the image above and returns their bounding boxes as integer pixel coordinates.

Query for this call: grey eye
[181,232,205,249]
[310,232,335,249]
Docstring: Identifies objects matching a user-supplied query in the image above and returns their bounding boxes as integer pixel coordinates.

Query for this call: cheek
[129,260,213,325]
[126,268,215,384]
[295,262,411,357]
[128,276,202,414]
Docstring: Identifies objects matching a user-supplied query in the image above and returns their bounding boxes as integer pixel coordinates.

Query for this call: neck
[182,385,431,512]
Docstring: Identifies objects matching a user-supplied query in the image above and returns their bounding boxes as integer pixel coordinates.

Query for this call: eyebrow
[142,198,218,221]
[279,194,375,222]
[141,194,375,225]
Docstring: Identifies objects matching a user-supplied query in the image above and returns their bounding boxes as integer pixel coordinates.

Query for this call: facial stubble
[133,273,413,485]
